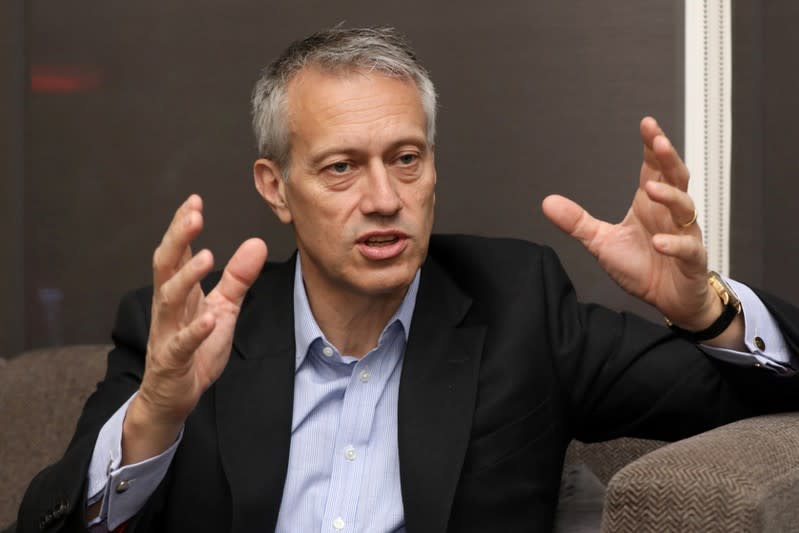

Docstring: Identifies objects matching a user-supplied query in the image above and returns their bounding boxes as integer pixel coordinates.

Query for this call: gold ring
[680,208,697,228]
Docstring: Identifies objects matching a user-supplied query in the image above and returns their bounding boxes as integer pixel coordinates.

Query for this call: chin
[352,263,417,296]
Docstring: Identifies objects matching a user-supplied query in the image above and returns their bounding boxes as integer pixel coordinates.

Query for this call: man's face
[259,67,436,302]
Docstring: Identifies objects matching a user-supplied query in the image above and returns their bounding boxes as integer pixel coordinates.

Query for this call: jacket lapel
[399,257,486,533]
[215,258,297,532]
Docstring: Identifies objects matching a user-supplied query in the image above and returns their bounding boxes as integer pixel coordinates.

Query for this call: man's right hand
[122,195,268,465]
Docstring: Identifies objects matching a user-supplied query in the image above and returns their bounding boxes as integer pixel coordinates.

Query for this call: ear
[254,158,293,224]
[429,148,437,203]
[431,149,437,186]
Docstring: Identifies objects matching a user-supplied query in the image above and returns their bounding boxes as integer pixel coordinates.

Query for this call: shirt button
[754,336,766,351]
[322,346,334,357]
[359,370,370,383]
[115,480,131,494]
[344,445,357,461]
[333,517,345,530]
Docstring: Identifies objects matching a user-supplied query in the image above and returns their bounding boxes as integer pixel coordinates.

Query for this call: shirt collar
[292,253,420,371]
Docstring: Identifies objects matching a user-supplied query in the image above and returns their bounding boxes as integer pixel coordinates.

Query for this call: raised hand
[542,117,724,333]
[122,195,267,464]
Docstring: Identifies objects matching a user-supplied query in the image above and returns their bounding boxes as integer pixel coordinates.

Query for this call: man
[18,27,799,532]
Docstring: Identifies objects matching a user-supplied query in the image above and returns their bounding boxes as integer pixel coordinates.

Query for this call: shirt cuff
[86,392,183,529]
[700,278,796,375]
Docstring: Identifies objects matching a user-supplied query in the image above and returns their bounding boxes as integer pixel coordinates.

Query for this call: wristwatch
[666,271,742,342]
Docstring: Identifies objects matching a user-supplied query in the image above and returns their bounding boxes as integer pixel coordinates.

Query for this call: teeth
[365,235,399,245]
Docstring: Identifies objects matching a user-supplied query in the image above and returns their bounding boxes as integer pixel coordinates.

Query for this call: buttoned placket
[318,324,401,532]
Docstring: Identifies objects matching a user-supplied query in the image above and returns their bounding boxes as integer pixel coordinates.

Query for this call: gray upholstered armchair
[568,415,799,532]
[2,345,798,532]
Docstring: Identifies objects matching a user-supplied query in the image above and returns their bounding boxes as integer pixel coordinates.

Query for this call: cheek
[417,182,436,214]
[291,187,352,228]
[307,197,361,245]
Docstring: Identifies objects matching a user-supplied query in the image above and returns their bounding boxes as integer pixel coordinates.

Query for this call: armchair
[2,345,798,532]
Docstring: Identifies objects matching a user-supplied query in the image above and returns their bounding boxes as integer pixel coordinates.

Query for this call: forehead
[285,66,427,149]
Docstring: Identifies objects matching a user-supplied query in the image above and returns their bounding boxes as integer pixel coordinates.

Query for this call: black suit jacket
[18,235,799,532]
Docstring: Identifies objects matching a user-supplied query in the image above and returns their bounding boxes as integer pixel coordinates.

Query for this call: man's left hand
[542,116,725,333]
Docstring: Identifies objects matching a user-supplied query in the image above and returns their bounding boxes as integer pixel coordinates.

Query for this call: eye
[397,153,418,166]
[328,161,351,174]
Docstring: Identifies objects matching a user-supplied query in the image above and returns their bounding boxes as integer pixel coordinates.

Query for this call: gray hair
[251,26,437,179]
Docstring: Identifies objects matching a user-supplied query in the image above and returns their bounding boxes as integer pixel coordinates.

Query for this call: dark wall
[761,2,799,299]
[0,0,26,358]
[19,1,684,351]
[732,0,799,301]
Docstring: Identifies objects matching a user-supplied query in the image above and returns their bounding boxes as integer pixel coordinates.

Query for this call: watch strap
[668,302,740,342]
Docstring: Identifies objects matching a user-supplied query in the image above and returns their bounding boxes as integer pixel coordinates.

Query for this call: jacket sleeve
[538,246,799,443]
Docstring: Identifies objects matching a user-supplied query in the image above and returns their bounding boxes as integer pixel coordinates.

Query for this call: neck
[304,282,407,357]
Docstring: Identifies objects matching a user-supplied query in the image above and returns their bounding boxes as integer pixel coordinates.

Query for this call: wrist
[685,287,725,331]
[666,271,743,344]
[700,313,746,350]
[121,395,184,466]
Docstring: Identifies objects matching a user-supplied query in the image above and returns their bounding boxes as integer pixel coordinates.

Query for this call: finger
[652,135,690,191]
[640,116,665,173]
[644,180,697,230]
[640,116,665,149]
[153,195,204,287]
[210,238,268,306]
[155,249,215,325]
[542,194,607,253]
[652,233,707,275]
[639,118,690,192]
[166,312,216,364]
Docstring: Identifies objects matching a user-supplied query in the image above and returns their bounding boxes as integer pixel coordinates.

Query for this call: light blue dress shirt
[86,265,793,531]
[274,258,418,532]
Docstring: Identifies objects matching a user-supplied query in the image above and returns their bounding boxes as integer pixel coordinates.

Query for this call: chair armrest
[601,413,799,532]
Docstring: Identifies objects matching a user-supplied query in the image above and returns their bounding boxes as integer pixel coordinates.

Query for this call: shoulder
[429,233,543,255]
[116,256,295,320]
[428,233,562,276]
[426,233,568,298]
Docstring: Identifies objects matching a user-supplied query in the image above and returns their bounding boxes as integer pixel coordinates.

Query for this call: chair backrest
[0,344,110,529]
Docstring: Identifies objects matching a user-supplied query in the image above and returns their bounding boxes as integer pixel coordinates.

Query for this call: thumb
[212,238,268,306]
[541,194,602,250]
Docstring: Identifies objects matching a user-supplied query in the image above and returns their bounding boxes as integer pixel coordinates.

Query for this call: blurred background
[1,0,797,358]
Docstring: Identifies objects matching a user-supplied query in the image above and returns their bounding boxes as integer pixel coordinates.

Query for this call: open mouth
[364,235,400,247]
[357,232,408,260]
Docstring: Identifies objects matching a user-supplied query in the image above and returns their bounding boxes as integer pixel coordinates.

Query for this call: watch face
[709,272,741,312]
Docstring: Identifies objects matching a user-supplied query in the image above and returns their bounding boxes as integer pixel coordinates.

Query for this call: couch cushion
[0,344,110,528]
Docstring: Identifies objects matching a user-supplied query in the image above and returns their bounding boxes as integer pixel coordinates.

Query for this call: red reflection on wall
[30,65,102,93]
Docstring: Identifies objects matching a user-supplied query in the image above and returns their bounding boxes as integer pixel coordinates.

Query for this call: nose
[359,161,402,216]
